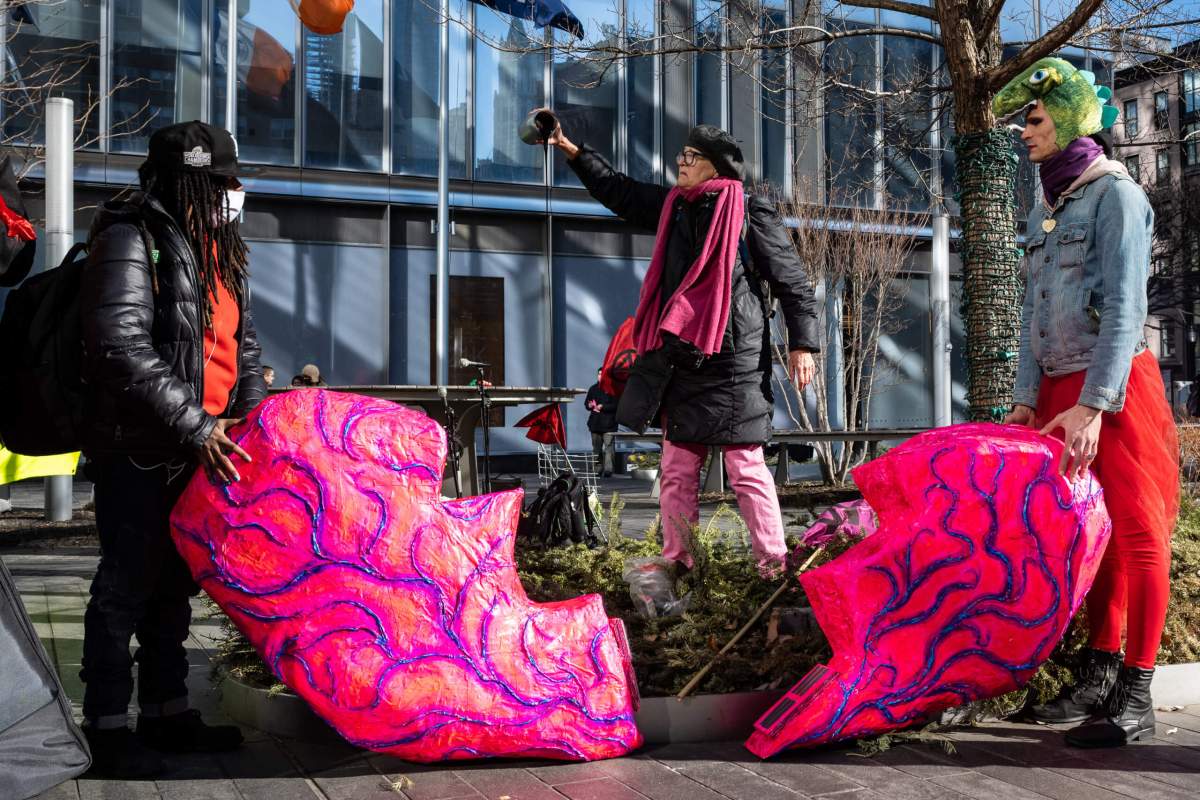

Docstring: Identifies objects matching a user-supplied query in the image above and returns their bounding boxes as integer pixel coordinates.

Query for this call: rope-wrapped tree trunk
[953,130,1022,422]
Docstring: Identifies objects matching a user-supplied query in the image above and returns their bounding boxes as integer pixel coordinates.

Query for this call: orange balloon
[297,0,354,35]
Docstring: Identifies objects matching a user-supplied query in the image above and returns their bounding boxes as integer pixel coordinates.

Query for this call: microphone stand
[474,366,492,494]
[438,387,462,498]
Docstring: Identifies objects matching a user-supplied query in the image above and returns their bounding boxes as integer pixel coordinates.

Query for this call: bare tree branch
[976,0,1006,46]
[987,0,1106,91]
[842,0,937,22]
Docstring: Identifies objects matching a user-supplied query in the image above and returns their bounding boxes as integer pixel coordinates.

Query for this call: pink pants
[659,438,788,569]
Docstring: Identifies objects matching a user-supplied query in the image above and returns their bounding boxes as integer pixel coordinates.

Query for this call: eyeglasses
[676,150,708,167]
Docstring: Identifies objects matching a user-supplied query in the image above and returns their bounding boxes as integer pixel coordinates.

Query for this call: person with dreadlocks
[993,59,1178,748]
[78,121,266,778]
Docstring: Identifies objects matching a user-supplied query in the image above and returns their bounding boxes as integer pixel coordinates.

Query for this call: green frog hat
[992,57,1120,151]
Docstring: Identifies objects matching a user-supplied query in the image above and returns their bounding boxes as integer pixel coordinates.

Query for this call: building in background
[0,0,1131,453]
[1115,40,1200,413]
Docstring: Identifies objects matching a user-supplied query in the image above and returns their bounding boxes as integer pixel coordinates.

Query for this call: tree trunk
[938,1,1023,421]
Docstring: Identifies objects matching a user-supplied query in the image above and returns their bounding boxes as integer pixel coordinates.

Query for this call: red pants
[1036,351,1178,668]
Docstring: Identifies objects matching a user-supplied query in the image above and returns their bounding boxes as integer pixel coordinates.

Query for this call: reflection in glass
[761,0,788,191]
[695,0,724,127]
[825,27,876,206]
[304,0,384,170]
[883,36,932,209]
[553,0,619,187]
[474,12,545,184]
[393,0,467,176]
[626,0,657,183]
[112,0,204,153]
[231,0,298,165]
[3,1,101,146]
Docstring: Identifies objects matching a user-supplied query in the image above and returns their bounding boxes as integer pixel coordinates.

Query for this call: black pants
[80,455,199,727]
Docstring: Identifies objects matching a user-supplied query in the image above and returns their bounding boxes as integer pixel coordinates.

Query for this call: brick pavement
[6,549,1199,800]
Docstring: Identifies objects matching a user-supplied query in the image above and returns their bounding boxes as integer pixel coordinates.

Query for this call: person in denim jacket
[996,59,1179,749]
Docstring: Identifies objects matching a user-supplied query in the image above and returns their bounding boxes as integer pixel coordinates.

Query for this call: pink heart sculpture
[171,390,642,762]
[747,423,1111,757]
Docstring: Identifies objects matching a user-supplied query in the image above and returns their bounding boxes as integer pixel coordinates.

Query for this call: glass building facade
[1,0,1110,451]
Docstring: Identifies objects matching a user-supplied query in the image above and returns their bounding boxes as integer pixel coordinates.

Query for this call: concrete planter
[221,674,780,746]
[1152,662,1200,708]
[630,468,659,483]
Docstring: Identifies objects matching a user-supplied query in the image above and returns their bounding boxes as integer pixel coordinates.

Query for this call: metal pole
[435,0,451,386]
[44,97,74,522]
[931,210,952,427]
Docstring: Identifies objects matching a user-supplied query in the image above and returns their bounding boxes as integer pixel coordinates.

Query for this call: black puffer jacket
[80,192,267,457]
[569,146,819,445]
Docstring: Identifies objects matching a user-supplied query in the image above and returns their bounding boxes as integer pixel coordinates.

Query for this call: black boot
[1029,647,1122,724]
[136,709,244,753]
[1066,664,1156,748]
[84,725,167,779]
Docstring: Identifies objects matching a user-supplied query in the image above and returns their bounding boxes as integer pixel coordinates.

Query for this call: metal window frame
[100,0,114,152]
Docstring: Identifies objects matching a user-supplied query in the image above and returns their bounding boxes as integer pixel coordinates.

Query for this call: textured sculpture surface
[748,424,1112,756]
[172,390,641,762]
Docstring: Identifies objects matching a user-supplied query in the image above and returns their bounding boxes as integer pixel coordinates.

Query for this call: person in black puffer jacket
[78,121,265,779]
[586,368,619,476]
[540,116,819,577]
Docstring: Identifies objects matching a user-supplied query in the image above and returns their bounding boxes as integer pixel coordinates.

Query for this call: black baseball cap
[146,120,258,178]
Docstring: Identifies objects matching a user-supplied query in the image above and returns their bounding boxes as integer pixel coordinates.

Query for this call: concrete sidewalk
[5,547,1200,800]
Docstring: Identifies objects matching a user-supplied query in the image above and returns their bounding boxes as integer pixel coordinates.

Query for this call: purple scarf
[1040,137,1104,206]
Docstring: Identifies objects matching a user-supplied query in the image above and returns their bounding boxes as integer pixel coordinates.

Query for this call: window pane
[883,36,932,209]
[761,0,788,191]
[626,0,657,183]
[1124,99,1138,139]
[825,25,877,206]
[1184,123,1200,168]
[1125,155,1140,182]
[552,0,619,187]
[392,0,467,176]
[304,0,384,170]
[3,1,101,146]
[695,0,724,127]
[1157,150,1170,184]
[1185,71,1200,116]
[233,0,298,164]
[111,0,204,153]
[474,12,545,183]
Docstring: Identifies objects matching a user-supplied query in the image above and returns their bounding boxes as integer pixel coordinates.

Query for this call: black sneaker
[136,709,244,753]
[84,725,167,779]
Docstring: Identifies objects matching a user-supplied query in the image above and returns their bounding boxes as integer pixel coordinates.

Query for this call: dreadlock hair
[138,162,249,325]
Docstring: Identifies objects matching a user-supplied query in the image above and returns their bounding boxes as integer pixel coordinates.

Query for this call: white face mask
[216,188,245,226]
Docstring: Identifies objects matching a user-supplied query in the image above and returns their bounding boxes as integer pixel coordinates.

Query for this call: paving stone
[157,778,242,800]
[1043,763,1198,800]
[32,782,82,800]
[863,746,974,781]
[555,777,649,800]
[674,761,801,800]
[78,779,162,800]
[216,738,305,780]
[739,758,864,798]
[795,753,970,800]
[527,762,613,786]
[595,757,728,800]
[314,771,417,800]
[234,776,324,800]
[642,741,755,770]
[811,791,887,800]
[453,766,563,800]
[930,772,1053,800]
[973,762,1130,800]
[156,752,227,781]
[385,766,485,800]
[279,737,372,774]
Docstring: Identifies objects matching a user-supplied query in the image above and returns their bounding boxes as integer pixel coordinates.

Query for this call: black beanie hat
[686,124,745,181]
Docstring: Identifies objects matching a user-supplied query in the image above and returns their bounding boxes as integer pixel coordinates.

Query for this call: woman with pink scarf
[543,118,820,577]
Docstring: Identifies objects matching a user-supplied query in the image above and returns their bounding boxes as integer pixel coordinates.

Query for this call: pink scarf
[632,178,744,356]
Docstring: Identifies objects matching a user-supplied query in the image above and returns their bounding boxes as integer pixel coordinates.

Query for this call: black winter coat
[569,146,819,445]
[80,192,267,457]
[585,383,619,434]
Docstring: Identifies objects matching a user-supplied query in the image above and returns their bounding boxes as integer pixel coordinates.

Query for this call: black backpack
[0,242,88,455]
[520,471,602,548]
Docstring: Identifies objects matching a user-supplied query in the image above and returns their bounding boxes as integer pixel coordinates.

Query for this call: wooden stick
[675,546,827,701]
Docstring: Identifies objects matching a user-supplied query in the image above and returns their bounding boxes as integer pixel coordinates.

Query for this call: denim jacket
[1013,158,1153,413]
